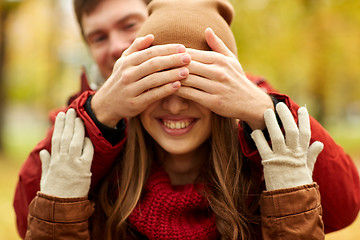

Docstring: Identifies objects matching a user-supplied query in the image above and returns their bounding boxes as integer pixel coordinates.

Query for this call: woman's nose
[162,94,189,114]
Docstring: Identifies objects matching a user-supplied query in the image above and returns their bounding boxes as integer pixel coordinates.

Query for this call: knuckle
[120,70,132,83]
[217,55,227,65]
[207,54,216,64]
[128,98,139,110]
[114,58,123,69]
[145,48,155,57]
[217,55,230,66]
[215,95,225,107]
[215,70,228,82]
[147,58,161,71]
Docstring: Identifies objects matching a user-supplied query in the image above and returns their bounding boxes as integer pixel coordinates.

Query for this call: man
[14,0,360,238]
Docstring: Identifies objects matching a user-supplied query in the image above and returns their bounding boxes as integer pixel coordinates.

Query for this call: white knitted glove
[251,102,324,191]
[40,108,94,198]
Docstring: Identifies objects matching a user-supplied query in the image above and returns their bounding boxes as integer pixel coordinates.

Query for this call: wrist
[91,93,121,128]
[41,176,91,198]
[245,94,274,130]
[263,165,313,191]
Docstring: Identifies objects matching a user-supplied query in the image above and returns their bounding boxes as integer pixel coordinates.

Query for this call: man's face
[82,0,148,79]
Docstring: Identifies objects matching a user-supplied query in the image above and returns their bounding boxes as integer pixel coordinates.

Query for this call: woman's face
[140,95,212,156]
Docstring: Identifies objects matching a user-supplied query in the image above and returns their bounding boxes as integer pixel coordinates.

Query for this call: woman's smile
[158,116,197,136]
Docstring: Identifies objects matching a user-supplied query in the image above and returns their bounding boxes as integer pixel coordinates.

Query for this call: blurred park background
[0,0,359,239]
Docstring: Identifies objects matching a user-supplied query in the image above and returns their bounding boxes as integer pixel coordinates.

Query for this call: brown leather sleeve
[25,192,94,240]
[260,183,325,240]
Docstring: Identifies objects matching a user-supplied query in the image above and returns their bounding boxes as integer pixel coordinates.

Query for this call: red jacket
[14,73,360,238]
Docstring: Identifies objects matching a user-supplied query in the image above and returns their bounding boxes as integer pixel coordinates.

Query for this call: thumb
[251,129,273,161]
[39,149,51,176]
[205,28,234,57]
[307,141,324,174]
[39,149,51,189]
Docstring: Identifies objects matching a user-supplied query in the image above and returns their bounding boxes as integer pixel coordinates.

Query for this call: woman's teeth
[163,120,192,129]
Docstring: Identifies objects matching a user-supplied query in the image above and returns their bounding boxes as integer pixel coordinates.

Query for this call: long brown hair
[92,114,262,239]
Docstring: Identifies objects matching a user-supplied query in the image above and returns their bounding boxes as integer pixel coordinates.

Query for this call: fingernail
[176,45,186,53]
[206,27,214,33]
[179,68,189,77]
[181,54,191,63]
[172,81,181,88]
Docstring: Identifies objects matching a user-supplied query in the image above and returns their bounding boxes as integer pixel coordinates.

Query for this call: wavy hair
[91,114,262,240]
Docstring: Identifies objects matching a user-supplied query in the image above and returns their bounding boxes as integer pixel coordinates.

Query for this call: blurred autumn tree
[232,0,360,123]
[0,2,5,151]
[1,0,88,157]
[5,0,83,109]
[0,0,22,151]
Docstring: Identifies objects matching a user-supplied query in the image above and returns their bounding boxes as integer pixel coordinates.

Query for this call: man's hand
[250,103,324,191]
[40,108,94,198]
[176,28,273,130]
[91,34,191,128]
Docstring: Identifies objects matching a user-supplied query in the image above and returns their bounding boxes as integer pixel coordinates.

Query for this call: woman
[25,0,325,239]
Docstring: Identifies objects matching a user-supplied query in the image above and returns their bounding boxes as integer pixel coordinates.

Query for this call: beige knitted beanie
[137,0,237,55]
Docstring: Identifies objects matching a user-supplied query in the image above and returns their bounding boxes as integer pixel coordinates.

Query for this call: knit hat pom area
[136,0,238,56]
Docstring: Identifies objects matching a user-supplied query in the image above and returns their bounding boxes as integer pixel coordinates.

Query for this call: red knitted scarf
[129,166,219,239]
